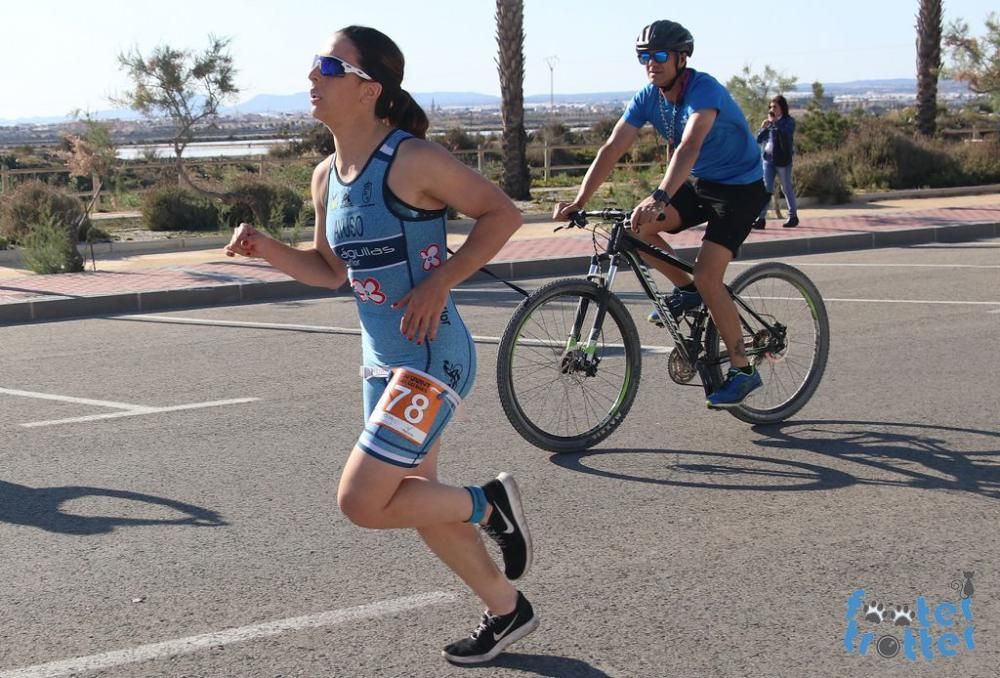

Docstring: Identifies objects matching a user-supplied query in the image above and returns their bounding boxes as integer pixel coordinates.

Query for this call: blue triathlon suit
[325,128,476,467]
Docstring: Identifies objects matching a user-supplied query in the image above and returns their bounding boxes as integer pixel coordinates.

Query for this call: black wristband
[651,188,671,205]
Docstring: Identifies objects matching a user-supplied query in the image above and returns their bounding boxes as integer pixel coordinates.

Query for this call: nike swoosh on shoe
[493,612,519,641]
[495,506,516,535]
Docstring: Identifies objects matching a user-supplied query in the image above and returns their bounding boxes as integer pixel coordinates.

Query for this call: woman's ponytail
[376,88,428,138]
[339,25,429,138]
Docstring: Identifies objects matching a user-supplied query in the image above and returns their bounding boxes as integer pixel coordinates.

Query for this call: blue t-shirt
[623,69,762,185]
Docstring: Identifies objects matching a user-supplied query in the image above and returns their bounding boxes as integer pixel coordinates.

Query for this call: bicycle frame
[568,212,786,394]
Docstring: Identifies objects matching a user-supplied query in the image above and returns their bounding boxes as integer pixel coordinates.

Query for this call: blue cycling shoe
[706,367,763,409]
[647,287,703,326]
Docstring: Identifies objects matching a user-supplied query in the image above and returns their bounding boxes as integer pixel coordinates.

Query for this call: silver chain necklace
[658,93,678,152]
[657,70,689,153]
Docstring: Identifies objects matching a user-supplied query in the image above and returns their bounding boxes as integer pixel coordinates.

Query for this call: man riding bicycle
[554,19,770,408]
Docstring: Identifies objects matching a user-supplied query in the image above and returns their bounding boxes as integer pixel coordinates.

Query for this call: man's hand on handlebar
[629,195,667,231]
[553,201,581,222]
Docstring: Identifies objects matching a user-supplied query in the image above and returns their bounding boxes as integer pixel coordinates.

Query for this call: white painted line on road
[119,314,364,335]
[21,398,260,428]
[0,387,260,429]
[117,315,673,354]
[740,296,999,306]
[0,591,457,678]
[0,387,146,411]
[473,335,671,355]
[762,262,1000,269]
[822,297,1000,306]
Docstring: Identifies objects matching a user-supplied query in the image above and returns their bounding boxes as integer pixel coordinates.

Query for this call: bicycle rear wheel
[705,262,829,424]
[496,279,642,453]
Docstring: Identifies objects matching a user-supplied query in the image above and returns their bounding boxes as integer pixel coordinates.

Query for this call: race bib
[370,367,457,445]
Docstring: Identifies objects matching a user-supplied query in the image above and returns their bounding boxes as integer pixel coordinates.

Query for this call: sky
[1,0,996,121]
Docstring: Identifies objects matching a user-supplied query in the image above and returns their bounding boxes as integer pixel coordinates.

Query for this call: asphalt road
[2,240,999,678]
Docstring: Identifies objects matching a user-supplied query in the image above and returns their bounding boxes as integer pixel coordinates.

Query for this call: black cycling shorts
[667,178,769,257]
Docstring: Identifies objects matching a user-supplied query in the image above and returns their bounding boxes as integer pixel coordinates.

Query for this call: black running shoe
[442,591,539,664]
[481,472,532,580]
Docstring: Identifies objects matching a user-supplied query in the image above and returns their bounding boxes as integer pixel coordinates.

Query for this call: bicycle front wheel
[705,262,829,424]
[496,279,642,453]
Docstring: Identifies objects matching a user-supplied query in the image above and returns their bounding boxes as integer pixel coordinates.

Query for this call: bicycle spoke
[505,287,635,443]
[707,263,828,423]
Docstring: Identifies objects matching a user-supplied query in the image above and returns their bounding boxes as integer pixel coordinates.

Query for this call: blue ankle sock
[465,485,487,524]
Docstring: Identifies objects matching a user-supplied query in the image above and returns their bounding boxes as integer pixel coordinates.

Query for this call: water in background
[116,139,295,160]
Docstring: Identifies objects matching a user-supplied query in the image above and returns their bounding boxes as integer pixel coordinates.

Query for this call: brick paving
[1,202,998,306]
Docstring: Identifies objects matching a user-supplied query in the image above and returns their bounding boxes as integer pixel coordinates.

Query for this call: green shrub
[0,235,9,250]
[793,152,852,204]
[297,201,316,230]
[267,161,315,189]
[797,109,855,154]
[222,179,303,235]
[0,180,89,245]
[436,126,482,152]
[141,185,220,231]
[20,210,85,274]
[84,225,112,242]
[840,120,962,190]
[951,139,1000,184]
[603,167,658,208]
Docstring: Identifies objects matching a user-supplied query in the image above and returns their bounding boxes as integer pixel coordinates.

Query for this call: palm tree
[916,0,943,136]
[495,0,531,200]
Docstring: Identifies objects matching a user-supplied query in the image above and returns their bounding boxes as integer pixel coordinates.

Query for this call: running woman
[225,25,537,664]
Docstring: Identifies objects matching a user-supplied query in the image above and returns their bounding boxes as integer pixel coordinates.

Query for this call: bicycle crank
[668,349,696,384]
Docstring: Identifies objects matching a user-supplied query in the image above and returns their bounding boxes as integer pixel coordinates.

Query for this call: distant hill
[1,78,975,126]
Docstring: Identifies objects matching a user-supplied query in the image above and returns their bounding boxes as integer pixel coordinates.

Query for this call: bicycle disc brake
[560,349,600,377]
[753,324,787,365]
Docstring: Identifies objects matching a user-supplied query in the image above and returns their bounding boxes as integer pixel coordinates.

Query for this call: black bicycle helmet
[635,20,694,57]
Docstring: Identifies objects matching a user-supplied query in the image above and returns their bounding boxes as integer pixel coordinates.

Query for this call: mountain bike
[495,208,830,453]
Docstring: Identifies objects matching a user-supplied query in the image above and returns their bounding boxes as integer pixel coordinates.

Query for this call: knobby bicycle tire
[496,279,642,453]
[704,262,830,424]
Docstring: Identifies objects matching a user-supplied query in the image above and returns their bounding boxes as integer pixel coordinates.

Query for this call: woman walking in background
[753,94,799,229]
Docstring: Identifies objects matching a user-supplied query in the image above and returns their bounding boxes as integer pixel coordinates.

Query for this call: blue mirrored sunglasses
[312,55,373,80]
[637,51,670,65]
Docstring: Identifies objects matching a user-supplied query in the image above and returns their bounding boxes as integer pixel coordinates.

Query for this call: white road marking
[121,314,364,335]
[0,387,147,411]
[0,387,259,429]
[116,315,673,354]
[815,297,999,306]
[21,398,260,428]
[735,262,1000,269]
[0,591,457,678]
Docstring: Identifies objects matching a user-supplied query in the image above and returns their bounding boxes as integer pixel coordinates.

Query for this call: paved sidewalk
[1,194,998,325]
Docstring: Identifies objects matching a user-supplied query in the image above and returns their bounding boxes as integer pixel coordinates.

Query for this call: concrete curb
[2,219,996,326]
[3,184,999,267]
[0,213,558,266]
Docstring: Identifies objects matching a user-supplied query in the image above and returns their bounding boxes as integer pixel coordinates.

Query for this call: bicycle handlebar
[564,209,632,228]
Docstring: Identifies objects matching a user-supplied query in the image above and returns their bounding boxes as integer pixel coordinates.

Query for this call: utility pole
[545,55,559,112]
